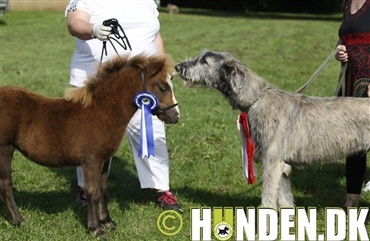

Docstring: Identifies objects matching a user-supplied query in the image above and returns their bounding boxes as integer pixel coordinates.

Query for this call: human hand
[92,23,112,41]
[335,45,348,62]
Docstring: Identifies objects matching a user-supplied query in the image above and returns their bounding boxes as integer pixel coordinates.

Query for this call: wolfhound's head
[175,51,248,108]
[175,51,246,94]
[175,51,271,111]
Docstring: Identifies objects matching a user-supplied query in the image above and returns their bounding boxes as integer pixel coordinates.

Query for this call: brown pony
[0,54,179,236]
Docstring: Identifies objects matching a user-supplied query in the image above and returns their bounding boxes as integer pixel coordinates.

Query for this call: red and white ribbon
[237,112,256,185]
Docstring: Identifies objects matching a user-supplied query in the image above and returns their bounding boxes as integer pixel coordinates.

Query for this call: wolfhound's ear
[224,61,245,89]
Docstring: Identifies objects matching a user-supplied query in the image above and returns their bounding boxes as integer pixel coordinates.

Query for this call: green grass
[0,9,369,240]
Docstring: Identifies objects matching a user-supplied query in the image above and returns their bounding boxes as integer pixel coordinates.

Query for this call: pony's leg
[0,145,23,225]
[82,162,104,237]
[260,158,283,210]
[98,157,116,229]
[277,164,294,207]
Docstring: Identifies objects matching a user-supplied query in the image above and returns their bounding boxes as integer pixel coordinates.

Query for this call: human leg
[344,152,366,207]
[126,109,182,212]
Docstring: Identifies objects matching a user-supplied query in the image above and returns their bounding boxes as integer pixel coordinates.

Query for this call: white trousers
[76,109,170,191]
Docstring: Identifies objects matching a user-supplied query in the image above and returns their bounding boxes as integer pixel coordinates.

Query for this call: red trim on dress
[342,33,370,45]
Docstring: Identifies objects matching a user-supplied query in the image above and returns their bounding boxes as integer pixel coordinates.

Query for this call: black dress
[338,0,370,194]
[339,0,370,97]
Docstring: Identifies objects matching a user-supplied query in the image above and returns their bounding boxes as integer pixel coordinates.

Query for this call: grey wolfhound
[175,50,370,209]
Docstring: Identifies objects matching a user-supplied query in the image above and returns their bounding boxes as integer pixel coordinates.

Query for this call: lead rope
[335,62,347,96]
[295,48,344,94]
[99,18,132,63]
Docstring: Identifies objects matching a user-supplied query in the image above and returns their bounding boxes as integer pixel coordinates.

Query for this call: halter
[140,71,178,116]
[135,72,178,158]
[97,18,178,115]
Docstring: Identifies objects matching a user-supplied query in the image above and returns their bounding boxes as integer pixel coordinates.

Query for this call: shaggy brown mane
[64,54,174,107]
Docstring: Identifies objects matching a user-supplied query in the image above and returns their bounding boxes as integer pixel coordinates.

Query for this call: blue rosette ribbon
[134,91,159,158]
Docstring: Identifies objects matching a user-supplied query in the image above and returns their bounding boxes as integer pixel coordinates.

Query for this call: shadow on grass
[291,162,370,209]
[173,162,370,209]
[0,156,148,228]
[175,185,261,208]
[1,156,368,227]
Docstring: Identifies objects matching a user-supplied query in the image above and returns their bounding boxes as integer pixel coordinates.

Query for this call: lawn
[0,9,369,241]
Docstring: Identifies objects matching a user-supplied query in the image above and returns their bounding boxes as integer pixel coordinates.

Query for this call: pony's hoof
[101,219,117,230]
[12,217,24,226]
[92,228,105,237]
[106,220,116,230]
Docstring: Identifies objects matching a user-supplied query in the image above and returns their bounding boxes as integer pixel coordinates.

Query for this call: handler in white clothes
[65,0,182,212]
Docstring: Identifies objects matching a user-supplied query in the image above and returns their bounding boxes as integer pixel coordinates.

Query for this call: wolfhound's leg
[277,163,294,207]
[261,158,283,210]
[98,157,116,229]
[0,145,23,225]
[82,161,105,237]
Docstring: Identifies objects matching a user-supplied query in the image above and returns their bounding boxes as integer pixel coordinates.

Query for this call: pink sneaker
[157,191,183,213]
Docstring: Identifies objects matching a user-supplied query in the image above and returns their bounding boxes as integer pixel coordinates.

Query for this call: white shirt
[65,0,160,87]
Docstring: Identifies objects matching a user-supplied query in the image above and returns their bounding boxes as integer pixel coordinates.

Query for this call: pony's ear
[145,55,167,77]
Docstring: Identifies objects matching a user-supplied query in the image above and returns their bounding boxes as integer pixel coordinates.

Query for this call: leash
[96,19,155,158]
[295,48,342,94]
[99,18,132,63]
[97,18,178,115]
[335,62,347,96]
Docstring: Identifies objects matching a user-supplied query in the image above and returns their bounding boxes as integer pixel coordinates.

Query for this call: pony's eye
[159,85,168,92]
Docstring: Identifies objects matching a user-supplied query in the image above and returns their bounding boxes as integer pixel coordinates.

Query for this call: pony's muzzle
[154,105,179,124]
[163,108,179,124]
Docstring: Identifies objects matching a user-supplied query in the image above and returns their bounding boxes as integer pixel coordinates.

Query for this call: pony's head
[131,54,180,124]
[65,54,180,124]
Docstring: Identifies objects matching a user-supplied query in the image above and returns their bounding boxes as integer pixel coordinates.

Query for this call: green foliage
[162,0,344,14]
[0,9,369,240]
[244,0,344,14]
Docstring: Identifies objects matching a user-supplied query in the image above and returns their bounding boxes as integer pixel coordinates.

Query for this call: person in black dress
[335,0,370,207]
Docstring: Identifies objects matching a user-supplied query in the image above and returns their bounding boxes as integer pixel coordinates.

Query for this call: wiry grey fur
[175,50,370,209]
